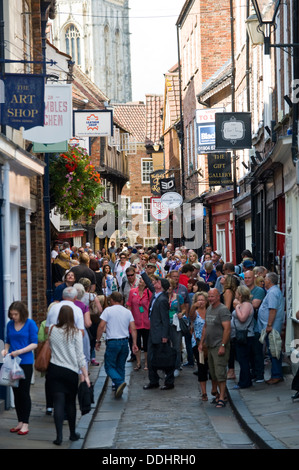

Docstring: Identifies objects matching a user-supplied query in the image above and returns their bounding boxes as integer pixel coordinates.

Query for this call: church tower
[51,0,132,103]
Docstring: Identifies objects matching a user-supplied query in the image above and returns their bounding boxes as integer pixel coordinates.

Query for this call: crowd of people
[2,238,295,444]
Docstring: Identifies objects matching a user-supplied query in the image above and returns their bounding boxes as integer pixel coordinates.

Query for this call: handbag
[35,326,53,372]
[151,342,177,370]
[179,317,190,336]
[89,294,101,324]
[234,314,253,345]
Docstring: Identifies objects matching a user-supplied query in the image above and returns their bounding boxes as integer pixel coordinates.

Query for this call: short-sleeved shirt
[205,303,232,348]
[46,301,84,331]
[251,285,266,303]
[256,285,285,333]
[100,305,134,340]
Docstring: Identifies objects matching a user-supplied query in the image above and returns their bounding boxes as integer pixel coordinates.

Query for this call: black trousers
[12,364,33,424]
[47,363,78,439]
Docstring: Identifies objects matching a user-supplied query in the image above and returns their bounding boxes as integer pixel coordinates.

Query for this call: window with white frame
[144,237,158,247]
[216,223,226,263]
[141,159,153,183]
[142,197,152,223]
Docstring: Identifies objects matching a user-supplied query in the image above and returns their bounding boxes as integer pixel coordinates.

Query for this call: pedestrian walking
[95,292,138,398]
[1,301,38,435]
[47,305,90,445]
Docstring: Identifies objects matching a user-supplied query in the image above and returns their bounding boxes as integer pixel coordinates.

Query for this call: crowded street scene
[1,0,299,457]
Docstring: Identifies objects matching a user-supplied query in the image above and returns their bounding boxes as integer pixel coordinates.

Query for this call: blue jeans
[266,336,283,379]
[104,339,129,388]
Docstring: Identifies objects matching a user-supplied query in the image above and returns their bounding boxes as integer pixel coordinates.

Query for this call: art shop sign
[0,74,44,130]
[208,153,233,187]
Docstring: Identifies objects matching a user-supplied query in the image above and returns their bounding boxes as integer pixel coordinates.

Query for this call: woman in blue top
[1,301,38,435]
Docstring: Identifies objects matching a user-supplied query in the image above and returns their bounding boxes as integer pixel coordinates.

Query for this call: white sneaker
[174,369,180,377]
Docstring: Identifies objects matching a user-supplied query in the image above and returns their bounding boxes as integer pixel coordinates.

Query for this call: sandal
[215,399,226,408]
[210,393,220,404]
[134,364,141,371]
[202,394,208,401]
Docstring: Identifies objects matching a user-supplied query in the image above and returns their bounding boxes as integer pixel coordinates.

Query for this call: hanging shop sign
[160,177,176,195]
[150,170,165,196]
[150,197,169,221]
[215,112,252,150]
[73,109,113,137]
[23,84,72,143]
[33,141,68,153]
[208,153,233,186]
[196,107,224,154]
[161,192,183,210]
[0,74,45,130]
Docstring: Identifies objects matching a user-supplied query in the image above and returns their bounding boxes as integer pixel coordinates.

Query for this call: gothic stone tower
[51,0,132,103]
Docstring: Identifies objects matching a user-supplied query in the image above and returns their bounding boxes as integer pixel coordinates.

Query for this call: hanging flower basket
[49,146,104,223]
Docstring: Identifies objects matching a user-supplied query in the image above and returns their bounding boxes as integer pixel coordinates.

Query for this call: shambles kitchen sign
[23,84,72,143]
[0,74,45,130]
[208,153,233,187]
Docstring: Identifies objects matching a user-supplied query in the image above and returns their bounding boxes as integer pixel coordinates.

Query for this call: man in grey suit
[141,273,175,390]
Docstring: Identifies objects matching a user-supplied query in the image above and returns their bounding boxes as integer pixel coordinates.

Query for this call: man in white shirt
[95,292,138,398]
[45,287,85,334]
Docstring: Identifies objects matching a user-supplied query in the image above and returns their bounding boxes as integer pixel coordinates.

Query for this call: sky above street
[129,0,185,102]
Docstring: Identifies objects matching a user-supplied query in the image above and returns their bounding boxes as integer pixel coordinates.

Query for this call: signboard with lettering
[150,170,165,196]
[160,177,176,195]
[208,153,233,186]
[0,74,44,130]
[196,107,224,153]
[215,112,252,150]
[23,84,72,143]
[73,109,113,137]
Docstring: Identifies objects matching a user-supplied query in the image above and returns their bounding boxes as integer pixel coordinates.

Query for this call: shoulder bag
[35,325,54,373]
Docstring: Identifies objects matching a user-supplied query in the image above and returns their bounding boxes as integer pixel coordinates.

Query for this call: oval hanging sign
[161,192,183,209]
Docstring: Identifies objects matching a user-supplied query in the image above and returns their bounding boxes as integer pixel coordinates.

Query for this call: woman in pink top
[127,277,152,371]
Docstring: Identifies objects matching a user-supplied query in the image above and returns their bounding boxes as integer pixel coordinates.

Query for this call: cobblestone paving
[112,361,249,449]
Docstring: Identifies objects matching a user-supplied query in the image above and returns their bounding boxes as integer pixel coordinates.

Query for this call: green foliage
[49,146,104,222]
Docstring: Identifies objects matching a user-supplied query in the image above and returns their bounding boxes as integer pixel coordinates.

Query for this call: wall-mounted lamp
[153,142,160,152]
[246,0,299,55]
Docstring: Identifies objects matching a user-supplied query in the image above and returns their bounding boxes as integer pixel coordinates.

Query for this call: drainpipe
[176,23,185,200]
[3,161,10,318]
[25,210,32,318]
[41,2,53,305]
[292,0,299,166]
